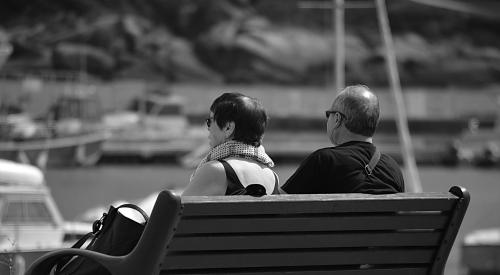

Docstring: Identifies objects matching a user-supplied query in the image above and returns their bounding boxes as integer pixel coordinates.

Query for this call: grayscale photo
[1,0,499,274]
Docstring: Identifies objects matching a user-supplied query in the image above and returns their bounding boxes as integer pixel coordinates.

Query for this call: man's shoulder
[379,153,400,167]
[306,147,339,160]
[312,147,337,155]
[310,145,367,159]
[379,153,405,184]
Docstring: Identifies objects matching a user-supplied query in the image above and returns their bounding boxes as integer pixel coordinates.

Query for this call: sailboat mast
[375,0,422,192]
[334,0,345,92]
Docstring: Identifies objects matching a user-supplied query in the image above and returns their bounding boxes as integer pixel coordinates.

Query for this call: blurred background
[1,0,500,274]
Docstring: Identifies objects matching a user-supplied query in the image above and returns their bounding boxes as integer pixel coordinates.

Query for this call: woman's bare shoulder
[182,160,226,196]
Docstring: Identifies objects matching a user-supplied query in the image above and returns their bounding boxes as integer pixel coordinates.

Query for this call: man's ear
[334,113,343,129]
[224,121,235,138]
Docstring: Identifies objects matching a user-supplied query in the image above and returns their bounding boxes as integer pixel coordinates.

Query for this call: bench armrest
[26,190,182,275]
[25,248,123,275]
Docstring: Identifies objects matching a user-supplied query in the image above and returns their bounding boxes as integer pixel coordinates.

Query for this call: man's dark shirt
[282,141,405,194]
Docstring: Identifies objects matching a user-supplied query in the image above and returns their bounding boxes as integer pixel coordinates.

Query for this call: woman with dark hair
[182,92,280,196]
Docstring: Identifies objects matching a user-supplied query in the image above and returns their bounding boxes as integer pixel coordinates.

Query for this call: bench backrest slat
[162,268,429,275]
[164,248,435,269]
[169,231,443,251]
[160,188,469,274]
[181,194,457,215]
[176,214,449,234]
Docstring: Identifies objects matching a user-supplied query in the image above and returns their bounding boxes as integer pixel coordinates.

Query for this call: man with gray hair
[281,85,404,194]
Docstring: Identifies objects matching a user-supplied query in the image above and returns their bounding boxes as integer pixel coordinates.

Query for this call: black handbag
[55,203,149,275]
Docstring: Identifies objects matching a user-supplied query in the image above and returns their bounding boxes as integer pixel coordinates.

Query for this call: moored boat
[0,131,108,168]
[462,228,500,274]
[0,159,89,274]
[0,87,109,169]
[457,112,500,167]
[102,88,205,161]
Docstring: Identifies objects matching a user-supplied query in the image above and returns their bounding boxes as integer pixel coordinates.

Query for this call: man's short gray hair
[334,85,380,137]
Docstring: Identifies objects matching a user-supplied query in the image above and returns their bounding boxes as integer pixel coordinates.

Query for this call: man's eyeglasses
[325,110,346,120]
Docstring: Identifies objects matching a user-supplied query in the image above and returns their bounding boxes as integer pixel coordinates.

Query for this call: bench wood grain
[26,186,469,275]
[163,186,469,275]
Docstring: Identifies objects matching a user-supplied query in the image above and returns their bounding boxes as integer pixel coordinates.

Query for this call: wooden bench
[27,186,469,275]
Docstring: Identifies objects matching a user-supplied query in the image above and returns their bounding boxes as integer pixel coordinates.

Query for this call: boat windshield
[1,199,55,225]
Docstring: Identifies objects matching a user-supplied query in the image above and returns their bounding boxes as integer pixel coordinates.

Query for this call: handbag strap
[70,232,95,249]
[364,148,381,176]
[92,203,149,233]
[116,203,149,222]
[55,232,95,272]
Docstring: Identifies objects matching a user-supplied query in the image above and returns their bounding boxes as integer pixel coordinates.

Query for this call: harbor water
[45,163,500,275]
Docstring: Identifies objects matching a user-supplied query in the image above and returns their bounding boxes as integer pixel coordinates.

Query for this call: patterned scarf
[190,140,274,181]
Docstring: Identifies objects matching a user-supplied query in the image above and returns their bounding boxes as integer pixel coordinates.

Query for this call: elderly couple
[182,85,405,197]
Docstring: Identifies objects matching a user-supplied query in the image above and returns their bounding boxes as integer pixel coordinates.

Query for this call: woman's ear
[224,121,235,138]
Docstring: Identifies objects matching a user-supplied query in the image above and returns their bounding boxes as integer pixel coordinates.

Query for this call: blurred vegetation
[0,0,499,87]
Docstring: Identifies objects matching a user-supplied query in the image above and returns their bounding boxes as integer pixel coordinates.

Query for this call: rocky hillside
[0,0,499,87]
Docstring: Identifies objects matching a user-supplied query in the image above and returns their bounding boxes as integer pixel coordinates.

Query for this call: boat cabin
[0,160,64,251]
[49,90,102,122]
[130,89,185,116]
[126,89,189,137]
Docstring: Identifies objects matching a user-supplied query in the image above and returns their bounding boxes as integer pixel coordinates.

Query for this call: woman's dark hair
[210,93,268,147]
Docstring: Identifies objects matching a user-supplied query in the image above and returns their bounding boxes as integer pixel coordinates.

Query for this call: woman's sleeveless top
[218,159,280,195]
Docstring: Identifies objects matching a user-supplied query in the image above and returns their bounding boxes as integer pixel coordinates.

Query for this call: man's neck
[335,133,373,145]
